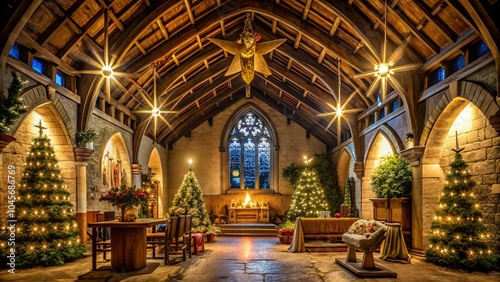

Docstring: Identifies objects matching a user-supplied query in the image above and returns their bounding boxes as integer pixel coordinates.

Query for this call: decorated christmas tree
[425,139,498,271]
[287,162,329,221]
[1,121,85,268]
[0,71,27,133]
[169,169,212,233]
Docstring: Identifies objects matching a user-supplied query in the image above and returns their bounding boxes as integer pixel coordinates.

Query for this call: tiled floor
[1,237,498,281]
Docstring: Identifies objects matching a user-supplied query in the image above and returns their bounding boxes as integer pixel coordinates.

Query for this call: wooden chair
[90,212,114,270]
[177,215,192,258]
[146,216,186,264]
[146,220,169,259]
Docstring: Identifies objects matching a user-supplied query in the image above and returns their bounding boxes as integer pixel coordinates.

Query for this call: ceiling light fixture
[353,0,421,101]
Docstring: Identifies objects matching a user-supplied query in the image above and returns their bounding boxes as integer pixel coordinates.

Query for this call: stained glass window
[258,138,270,189]
[228,112,272,189]
[229,138,241,188]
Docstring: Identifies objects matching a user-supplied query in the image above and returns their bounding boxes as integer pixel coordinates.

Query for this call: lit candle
[188,159,192,170]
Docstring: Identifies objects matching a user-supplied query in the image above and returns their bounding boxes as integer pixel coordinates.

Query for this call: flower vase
[119,205,126,222]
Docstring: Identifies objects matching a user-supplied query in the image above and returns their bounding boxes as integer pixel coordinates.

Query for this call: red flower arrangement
[99,184,148,221]
[278,228,294,236]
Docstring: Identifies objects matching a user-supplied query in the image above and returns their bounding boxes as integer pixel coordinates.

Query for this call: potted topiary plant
[0,71,27,152]
[370,153,412,247]
[74,129,97,162]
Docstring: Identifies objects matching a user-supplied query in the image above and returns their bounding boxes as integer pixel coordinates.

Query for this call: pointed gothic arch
[220,102,279,193]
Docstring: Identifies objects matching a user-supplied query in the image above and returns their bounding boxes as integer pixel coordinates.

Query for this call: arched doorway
[337,148,360,216]
[148,148,164,218]
[1,103,75,221]
[362,132,396,219]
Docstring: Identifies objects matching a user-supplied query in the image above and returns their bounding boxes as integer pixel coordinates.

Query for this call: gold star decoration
[207,13,286,97]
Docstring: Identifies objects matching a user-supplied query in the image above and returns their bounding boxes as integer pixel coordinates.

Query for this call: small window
[9,44,20,59]
[32,58,44,74]
[449,55,465,74]
[369,115,375,125]
[55,72,64,86]
[392,99,399,112]
[428,67,445,87]
[478,41,490,57]
[379,108,385,119]
[377,92,382,106]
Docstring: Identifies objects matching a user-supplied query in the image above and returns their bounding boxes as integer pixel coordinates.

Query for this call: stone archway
[420,100,500,252]
[148,148,164,218]
[1,103,75,222]
[337,148,361,216]
[361,131,397,219]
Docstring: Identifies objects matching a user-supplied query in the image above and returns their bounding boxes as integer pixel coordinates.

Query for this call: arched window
[228,112,272,189]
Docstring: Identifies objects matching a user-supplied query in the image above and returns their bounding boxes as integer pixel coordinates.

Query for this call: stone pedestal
[132,163,142,188]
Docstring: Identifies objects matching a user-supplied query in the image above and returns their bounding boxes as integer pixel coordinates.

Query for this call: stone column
[75,161,88,242]
[74,147,93,243]
[132,163,142,188]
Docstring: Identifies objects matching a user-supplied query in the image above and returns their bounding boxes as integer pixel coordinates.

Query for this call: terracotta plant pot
[278,235,292,244]
[73,147,94,162]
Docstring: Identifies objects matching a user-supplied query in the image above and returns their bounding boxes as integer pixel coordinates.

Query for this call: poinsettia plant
[278,220,295,236]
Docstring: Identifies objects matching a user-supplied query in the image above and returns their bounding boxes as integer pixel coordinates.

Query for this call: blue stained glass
[243,139,255,188]
[377,92,382,106]
[9,45,19,59]
[32,58,43,74]
[478,41,490,57]
[229,138,241,188]
[450,55,465,74]
[263,127,270,137]
[258,138,270,189]
[379,108,385,119]
[437,67,445,82]
[55,72,64,86]
[392,99,399,112]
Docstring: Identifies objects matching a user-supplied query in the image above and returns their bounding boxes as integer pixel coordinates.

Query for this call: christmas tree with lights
[287,162,329,221]
[1,121,85,268]
[425,135,498,271]
[169,169,212,233]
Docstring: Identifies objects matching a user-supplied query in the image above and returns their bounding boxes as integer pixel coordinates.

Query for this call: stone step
[217,223,279,236]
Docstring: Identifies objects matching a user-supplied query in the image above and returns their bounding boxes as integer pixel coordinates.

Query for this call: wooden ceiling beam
[157,19,169,40]
[16,33,78,74]
[220,20,226,36]
[303,0,313,20]
[412,0,456,43]
[444,0,477,31]
[58,9,104,59]
[184,0,195,25]
[350,0,422,63]
[254,75,326,113]
[116,0,371,74]
[162,85,246,143]
[329,17,341,36]
[36,0,85,45]
[386,3,440,54]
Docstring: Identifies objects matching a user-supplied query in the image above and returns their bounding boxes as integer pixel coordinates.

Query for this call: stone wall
[168,98,326,214]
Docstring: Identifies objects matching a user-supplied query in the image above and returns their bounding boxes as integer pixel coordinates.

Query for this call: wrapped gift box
[192,233,205,254]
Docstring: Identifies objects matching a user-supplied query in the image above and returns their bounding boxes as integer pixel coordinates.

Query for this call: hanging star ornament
[207,13,286,86]
[134,65,178,142]
[353,0,421,101]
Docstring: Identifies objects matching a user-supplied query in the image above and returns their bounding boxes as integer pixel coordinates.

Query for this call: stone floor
[1,237,498,281]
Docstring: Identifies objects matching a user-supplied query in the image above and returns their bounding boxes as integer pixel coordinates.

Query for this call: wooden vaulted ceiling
[8,0,491,149]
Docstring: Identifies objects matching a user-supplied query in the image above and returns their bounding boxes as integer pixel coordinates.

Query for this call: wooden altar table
[288,217,358,252]
[228,206,269,223]
[88,218,166,271]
